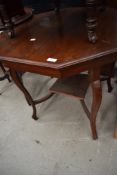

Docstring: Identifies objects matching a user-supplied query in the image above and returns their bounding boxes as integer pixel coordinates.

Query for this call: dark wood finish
[0,8,117,139]
[1,8,117,74]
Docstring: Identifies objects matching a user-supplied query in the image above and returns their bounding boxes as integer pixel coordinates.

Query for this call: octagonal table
[0,7,116,139]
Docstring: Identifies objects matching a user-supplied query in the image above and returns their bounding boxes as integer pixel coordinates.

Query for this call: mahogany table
[0,8,116,139]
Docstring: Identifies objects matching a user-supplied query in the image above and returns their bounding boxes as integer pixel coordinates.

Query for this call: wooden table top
[0,7,117,77]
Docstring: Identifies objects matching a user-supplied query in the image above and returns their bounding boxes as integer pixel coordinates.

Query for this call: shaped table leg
[89,68,102,139]
[10,69,38,120]
[10,69,54,120]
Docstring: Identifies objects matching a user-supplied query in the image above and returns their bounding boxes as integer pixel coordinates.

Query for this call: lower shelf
[50,74,89,99]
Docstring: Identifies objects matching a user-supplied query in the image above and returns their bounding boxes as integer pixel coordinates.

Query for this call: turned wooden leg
[86,0,97,43]
[10,69,38,120]
[89,68,102,139]
[0,3,15,38]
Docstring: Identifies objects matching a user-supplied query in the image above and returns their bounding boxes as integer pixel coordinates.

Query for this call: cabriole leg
[10,69,38,120]
[89,68,102,139]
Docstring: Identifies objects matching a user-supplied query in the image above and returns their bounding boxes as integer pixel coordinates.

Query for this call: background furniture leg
[86,0,97,43]
[101,62,115,93]
[106,63,115,93]
[0,2,14,38]
[0,62,11,82]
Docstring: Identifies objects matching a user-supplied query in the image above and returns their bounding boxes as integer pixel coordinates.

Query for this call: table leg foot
[32,113,38,120]
[89,69,102,139]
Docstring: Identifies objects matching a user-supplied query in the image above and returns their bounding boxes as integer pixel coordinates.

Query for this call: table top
[0,7,117,77]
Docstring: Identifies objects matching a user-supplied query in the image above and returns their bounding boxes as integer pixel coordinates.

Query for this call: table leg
[10,69,54,120]
[86,0,97,43]
[10,69,38,120]
[89,68,102,139]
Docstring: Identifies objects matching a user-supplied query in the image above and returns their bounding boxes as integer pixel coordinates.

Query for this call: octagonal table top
[0,7,117,77]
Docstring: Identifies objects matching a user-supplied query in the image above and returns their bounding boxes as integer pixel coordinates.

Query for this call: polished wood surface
[0,7,116,139]
[0,8,117,76]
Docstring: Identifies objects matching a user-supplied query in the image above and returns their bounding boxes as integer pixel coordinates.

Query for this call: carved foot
[32,114,38,120]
